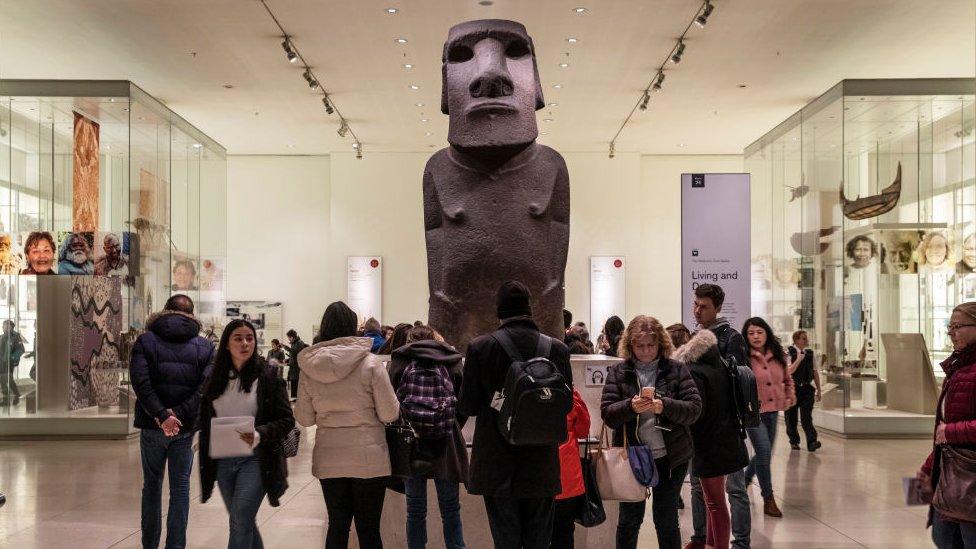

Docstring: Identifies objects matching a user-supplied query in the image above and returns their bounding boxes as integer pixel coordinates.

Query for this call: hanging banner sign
[681,173,751,331]
[347,256,383,324]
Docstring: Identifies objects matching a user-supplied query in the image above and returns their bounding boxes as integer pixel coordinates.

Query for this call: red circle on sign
[614,259,623,268]
[370,259,379,268]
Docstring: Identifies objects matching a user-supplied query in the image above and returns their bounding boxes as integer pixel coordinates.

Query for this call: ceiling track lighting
[652,72,666,92]
[259,0,361,148]
[281,37,298,63]
[356,146,363,160]
[670,41,686,64]
[695,1,714,28]
[608,0,714,152]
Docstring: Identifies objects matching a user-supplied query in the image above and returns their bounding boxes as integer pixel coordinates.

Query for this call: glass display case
[0,80,226,438]
[747,79,975,436]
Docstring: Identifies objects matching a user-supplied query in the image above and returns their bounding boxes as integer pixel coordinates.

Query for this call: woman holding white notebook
[198,318,295,549]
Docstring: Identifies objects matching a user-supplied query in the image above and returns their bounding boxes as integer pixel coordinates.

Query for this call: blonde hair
[618,315,674,360]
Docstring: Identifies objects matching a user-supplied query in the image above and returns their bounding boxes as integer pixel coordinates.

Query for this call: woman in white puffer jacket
[296,301,399,549]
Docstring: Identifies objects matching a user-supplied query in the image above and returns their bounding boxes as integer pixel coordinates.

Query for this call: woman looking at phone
[601,315,702,549]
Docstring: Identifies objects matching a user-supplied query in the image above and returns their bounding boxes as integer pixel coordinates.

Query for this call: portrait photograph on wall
[0,233,24,275]
[957,232,975,274]
[170,255,198,291]
[917,230,954,272]
[56,231,95,275]
[93,231,130,277]
[879,230,922,275]
[19,231,57,275]
[846,235,879,270]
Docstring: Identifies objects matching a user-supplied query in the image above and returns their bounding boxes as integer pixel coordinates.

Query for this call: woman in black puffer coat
[674,329,748,549]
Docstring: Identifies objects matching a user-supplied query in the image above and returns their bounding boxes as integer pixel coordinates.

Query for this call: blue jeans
[404,477,465,549]
[933,512,976,548]
[140,429,193,549]
[745,411,778,499]
[216,456,265,549]
[691,468,752,548]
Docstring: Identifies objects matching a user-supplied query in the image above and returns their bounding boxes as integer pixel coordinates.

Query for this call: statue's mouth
[466,101,518,115]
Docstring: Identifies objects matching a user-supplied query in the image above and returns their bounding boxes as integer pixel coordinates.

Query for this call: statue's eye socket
[505,41,530,58]
[448,45,474,63]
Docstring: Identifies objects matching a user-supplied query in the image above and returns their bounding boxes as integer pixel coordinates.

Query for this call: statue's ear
[530,38,545,111]
[441,47,450,115]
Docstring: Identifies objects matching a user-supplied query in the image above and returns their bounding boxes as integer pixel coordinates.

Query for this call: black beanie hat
[497,280,533,319]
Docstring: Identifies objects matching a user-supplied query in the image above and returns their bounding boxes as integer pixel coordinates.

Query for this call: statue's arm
[423,167,444,298]
[550,157,570,283]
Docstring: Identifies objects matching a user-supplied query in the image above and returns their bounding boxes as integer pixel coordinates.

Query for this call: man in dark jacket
[285,329,307,400]
[689,283,751,549]
[130,294,214,549]
[458,280,572,549]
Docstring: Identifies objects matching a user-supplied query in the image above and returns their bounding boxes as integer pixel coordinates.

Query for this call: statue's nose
[469,40,513,99]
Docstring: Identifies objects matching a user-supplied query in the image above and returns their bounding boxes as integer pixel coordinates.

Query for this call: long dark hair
[314,301,358,344]
[741,317,786,365]
[378,323,413,353]
[603,315,625,353]
[205,319,262,401]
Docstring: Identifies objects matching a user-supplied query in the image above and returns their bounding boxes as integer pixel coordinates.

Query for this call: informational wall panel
[590,256,625,344]
[347,256,383,324]
[681,173,751,330]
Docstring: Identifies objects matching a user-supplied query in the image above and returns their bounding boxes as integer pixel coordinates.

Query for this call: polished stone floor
[0,430,934,548]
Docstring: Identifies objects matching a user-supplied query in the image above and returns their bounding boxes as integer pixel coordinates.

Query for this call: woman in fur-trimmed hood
[674,329,749,549]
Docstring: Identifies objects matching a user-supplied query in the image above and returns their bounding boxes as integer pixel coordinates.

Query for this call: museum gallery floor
[0,431,933,549]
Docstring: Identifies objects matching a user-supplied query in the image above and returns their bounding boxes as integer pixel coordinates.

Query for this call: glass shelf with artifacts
[0,81,226,438]
[747,79,975,436]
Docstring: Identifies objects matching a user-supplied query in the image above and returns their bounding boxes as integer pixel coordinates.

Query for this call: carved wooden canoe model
[840,162,902,220]
[790,226,839,256]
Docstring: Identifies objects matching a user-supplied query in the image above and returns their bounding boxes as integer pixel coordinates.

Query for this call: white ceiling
[1,0,973,155]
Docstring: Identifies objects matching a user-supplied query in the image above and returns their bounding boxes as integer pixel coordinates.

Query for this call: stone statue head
[441,19,545,149]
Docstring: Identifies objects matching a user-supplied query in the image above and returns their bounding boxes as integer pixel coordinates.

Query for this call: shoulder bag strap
[492,329,524,363]
[535,333,552,359]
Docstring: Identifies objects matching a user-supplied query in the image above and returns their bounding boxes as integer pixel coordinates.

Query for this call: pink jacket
[749,349,796,413]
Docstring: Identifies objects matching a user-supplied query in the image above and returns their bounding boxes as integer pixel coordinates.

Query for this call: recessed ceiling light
[223,84,234,89]
[403,64,413,69]
[109,98,115,103]
[677,143,686,148]
[386,7,398,14]
[409,84,420,90]
[548,102,559,107]
[574,7,588,14]
[566,37,578,43]
[425,131,433,136]
[415,102,425,107]
[395,38,408,44]
[192,143,202,149]
[421,118,429,122]
[540,132,548,135]
[543,118,553,122]
[352,143,360,149]
[553,84,562,89]
[287,144,295,148]
[559,63,569,68]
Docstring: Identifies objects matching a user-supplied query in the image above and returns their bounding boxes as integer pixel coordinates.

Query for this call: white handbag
[593,424,650,502]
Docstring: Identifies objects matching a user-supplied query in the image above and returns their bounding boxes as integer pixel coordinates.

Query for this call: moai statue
[424,19,570,351]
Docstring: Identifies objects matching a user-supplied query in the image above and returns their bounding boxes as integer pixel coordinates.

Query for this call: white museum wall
[226,156,331,342]
[227,152,743,339]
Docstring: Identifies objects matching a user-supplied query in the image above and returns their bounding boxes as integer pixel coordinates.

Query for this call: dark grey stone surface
[425,20,570,351]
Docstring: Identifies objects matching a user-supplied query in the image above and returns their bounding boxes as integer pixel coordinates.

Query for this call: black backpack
[723,354,762,435]
[492,330,573,446]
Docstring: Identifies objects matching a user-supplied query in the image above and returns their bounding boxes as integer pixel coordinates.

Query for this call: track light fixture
[639,91,650,111]
[670,40,686,64]
[608,142,615,159]
[356,144,363,159]
[652,72,665,92]
[281,38,298,63]
[261,0,360,148]
[695,1,714,28]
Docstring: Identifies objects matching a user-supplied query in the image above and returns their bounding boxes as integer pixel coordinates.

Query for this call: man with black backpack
[458,280,573,549]
[687,283,753,549]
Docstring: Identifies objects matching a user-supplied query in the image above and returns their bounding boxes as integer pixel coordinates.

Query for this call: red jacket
[922,348,976,475]
[557,389,591,500]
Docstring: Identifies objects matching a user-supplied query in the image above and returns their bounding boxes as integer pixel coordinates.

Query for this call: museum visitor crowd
[128,281,976,549]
